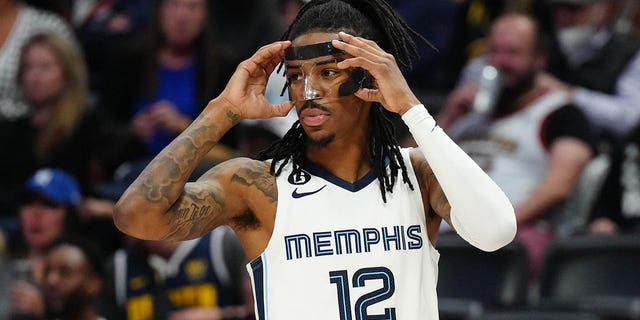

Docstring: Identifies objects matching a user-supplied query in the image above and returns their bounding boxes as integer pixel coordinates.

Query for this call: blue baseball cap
[24,168,81,207]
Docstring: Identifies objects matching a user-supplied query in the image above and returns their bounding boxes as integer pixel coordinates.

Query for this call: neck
[159,46,194,69]
[75,308,99,320]
[306,133,371,183]
[53,306,98,320]
[30,104,54,128]
[494,74,547,116]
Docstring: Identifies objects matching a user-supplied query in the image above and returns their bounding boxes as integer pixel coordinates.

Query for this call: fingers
[331,32,392,69]
[270,101,295,118]
[337,31,386,56]
[353,87,381,103]
[246,41,292,76]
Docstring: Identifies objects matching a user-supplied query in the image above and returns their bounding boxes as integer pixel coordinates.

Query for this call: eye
[321,69,339,78]
[287,73,303,83]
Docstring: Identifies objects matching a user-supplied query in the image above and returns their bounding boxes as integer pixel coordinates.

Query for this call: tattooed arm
[113,41,293,241]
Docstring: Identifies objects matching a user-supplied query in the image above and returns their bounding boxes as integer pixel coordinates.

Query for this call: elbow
[112,196,160,240]
[481,207,517,252]
[452,203,517,252]
[112,199,135,236]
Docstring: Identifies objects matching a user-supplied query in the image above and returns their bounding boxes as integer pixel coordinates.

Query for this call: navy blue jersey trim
[250,256,266,319]
[303,158,389,192]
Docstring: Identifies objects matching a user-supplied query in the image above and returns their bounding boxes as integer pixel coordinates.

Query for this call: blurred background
[1,0,639,319]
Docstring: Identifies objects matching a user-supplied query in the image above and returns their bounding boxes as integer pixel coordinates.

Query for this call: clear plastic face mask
[284,41,371,108]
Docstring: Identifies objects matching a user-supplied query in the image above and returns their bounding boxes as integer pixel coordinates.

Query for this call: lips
[300,108,330,126]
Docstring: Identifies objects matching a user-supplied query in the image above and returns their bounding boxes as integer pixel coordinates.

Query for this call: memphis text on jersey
[284,225,423,260]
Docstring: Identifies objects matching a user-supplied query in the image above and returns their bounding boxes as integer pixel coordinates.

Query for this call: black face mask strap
[284,41,344,60]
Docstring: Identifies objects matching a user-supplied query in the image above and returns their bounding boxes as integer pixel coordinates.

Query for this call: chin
[307,133,335,147]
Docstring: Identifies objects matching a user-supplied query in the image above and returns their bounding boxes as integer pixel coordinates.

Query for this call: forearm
[573,88,640,135]
[114,99,238,237]
[516,140,592,225]
[515,186,569,225]
[402,104,516,251]
[572,51,640,135]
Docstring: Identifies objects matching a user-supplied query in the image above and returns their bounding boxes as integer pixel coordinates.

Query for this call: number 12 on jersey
[329,267,396,320]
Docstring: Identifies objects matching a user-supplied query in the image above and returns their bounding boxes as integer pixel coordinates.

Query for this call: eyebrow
[285,58,342,69]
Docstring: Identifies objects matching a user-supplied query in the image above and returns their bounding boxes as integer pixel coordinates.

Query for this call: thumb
[354,88,380,103]
[270,101,295,117]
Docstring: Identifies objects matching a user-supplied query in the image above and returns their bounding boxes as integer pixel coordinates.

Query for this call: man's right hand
[436,82,478,131]
[214,41,294,122]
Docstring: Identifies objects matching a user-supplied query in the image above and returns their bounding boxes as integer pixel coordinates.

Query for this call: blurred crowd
[0,0,639,319]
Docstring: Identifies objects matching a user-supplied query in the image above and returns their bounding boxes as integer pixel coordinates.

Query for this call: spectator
[0,238,8,319]
[8,168,81,318]
[0,0,77,121]
[0,32,125,219]
[100,0,237,157]
[437,13,595,274]
[540,0,640,146]
[41,237,106,320]
[588,123,640,234]
[104,227,253,320]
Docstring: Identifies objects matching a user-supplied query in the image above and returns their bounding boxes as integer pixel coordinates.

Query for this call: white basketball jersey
[456,91,569,205]
[247,148,440,320]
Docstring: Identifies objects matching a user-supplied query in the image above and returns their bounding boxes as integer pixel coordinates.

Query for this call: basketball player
[114,0,517,318]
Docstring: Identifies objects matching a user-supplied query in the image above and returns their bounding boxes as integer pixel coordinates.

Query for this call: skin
[114,31,453,261]
[438,14,545,129]
[42,245,102,320]
[20,198,67,254]
[159,0,207,54]
[11,197,68,317]
[20,43,66,126]
[0,0,18,48]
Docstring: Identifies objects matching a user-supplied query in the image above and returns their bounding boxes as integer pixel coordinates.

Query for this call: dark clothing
[103,229,247,320]
[542,104,597,153]
[550,35,640,95]
[0,108,127,215]
[590,125,640,232]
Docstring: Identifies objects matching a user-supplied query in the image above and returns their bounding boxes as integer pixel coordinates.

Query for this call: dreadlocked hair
[281,0,433,71]
[261,0,430,202]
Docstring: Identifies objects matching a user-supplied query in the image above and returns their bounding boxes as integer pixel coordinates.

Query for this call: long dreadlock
[259,0,433,202]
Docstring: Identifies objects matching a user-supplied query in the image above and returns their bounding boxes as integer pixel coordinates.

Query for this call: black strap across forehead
[284,41,345,60]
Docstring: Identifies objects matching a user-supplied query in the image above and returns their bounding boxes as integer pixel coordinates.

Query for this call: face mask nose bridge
[302,69,321,101]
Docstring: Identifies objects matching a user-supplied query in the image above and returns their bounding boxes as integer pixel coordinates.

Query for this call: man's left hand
[332,32,421,115]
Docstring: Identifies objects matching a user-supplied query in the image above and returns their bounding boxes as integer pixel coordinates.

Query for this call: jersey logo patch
[288,169,311,185]
[292,185,327,199]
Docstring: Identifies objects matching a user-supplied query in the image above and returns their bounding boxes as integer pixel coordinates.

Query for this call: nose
[302,75,322,101]
[45,270,61,288]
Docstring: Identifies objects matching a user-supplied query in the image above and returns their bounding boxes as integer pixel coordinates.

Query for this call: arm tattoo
[415,157,451,218]
[227,111,240,125]
[161,183,225,240]
[231,163,277,203]
[135,120,218,207]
